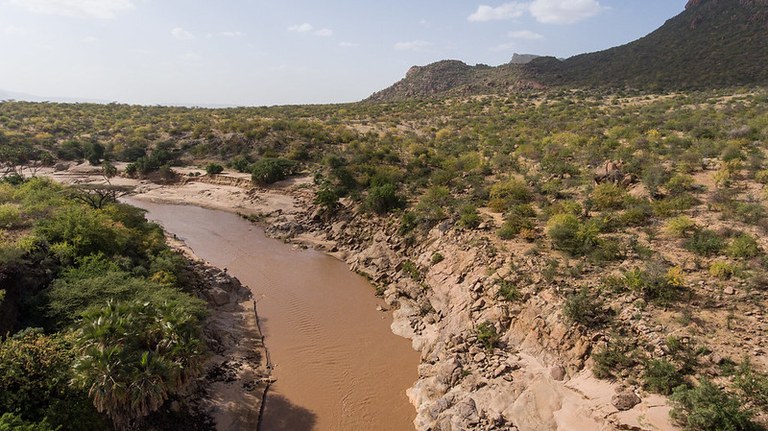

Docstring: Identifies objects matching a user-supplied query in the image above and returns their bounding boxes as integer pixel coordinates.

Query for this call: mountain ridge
[368,0,768,101]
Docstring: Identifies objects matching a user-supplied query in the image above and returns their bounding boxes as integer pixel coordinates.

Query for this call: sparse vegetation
[476,322,500,350]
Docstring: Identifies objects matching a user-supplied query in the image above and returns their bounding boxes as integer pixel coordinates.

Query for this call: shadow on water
[261,393,317,431]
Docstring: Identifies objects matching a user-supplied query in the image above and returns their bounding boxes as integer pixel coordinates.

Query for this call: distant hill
[366,60,542,102]
[528,0,768,90]
[368,0,768,101]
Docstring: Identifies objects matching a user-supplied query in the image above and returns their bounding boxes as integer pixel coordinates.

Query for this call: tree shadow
[261,393,317,431]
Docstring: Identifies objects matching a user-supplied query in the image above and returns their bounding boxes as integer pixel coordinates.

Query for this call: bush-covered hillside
[369,0,768,101]
[528,0,768,90]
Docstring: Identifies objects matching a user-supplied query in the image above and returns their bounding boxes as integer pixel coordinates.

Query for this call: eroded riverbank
[129,200,419,431]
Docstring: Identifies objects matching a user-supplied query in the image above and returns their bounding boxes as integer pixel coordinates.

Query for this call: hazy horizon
[0,0,687,107]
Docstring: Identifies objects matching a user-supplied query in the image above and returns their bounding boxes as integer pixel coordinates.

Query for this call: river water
[127,200,419,431]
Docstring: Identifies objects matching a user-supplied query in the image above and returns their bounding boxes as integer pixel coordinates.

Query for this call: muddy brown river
[128,200,419,431]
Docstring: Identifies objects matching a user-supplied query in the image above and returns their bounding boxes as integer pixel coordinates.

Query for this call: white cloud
[9,0,134,19]
[81,35,98,43]
[394,40,432,52]
[287,23,313,33]
[220,31,244,38]
[171,27,195,41]
[468,3,527,22]
[508,30,543,39]
[468,0,603,24]
[181,52,202,62]
[288,23,333,37]
[338,41,360,48]
[4,26,29,36]
[528,0,604,24]
[490,42,517,52]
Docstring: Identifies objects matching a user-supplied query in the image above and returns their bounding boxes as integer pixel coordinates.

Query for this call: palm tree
[71,299,204,431]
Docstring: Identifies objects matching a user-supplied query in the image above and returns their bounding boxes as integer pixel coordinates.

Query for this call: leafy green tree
[251,158,298,185]
[0,330,106,430]
[83,142,105,166]
[364,183,405,215]
[205,163,224,175]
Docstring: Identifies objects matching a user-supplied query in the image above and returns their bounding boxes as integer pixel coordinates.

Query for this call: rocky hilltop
[367,60,540,102]
[369,0,768,101]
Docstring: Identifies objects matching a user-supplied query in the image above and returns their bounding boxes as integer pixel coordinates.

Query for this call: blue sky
[0,0,688,106]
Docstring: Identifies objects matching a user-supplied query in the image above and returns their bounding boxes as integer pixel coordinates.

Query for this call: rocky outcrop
[282,200,678,431]
[168,258,272,431]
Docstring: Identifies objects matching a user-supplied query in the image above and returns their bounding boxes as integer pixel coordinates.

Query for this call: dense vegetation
[0,178,206,430]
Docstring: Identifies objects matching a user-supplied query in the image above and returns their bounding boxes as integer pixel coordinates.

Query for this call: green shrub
[665,216,697,238]
[401,260,423,281]
[593,338,636,379]
[476,321,500,350]
[614,263,681,301]
[0,204,21,229]
[488,179,532,212]
[205,163,224,175]
[643,359,685,395]
[670,379,758,431]
[498,204,535,239]
[652,194,699,217]
[684,229,725,257]
[709,261,737,280]
[251,158,298,185]
[546,214,600,256]
[35,206,132,259]
[591,183,627,211]
[496,279,520,302]
[414,186,453,228]
[364,183,405,215]
[620,199,652,227]
[229,155,251,173]
[458,205,481,229]
[666,174,695,196]
[314,184,340,214]
[0,413,59,431]
[754,169,768,184]
[729,202,766,226]
[0,331,105,430]
[430,252,444,265]
[734,358,768,410]
[563,287,608,328]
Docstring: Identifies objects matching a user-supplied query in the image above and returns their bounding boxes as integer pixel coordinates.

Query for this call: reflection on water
[127,200,419,431]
